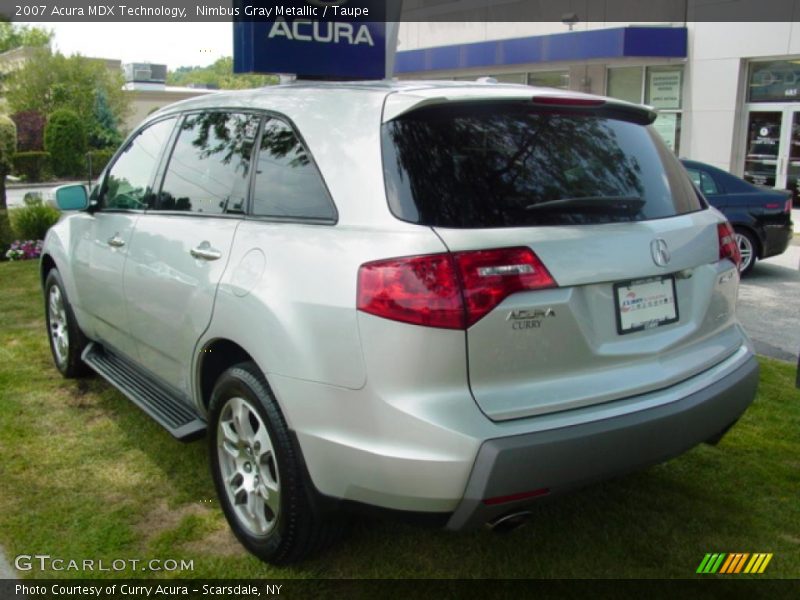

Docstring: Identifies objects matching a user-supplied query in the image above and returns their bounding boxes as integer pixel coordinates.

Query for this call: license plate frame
[614,275,679,335]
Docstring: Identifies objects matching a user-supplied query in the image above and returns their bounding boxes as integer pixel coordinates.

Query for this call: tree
[44,109,87,177]
[0,115,17,250]
[5,48,129,141]
[167,57,277,89]
[88,89,122,149]
[0,20,52,53]
[11,110,46,151]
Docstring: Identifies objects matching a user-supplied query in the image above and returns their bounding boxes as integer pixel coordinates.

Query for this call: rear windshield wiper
[525,196,645,213]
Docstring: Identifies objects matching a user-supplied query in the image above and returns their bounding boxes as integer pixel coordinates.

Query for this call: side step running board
[82,343,206,441]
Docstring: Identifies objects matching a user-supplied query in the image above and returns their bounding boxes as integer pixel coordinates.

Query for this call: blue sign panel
[395,27,688,74]
[233,1,389,79]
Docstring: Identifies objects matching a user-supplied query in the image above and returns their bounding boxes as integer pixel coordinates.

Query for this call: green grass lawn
[0,259,798,579]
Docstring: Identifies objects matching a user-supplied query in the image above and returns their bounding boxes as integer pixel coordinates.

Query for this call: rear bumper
[446,352,759,530]
[762,221,793,258]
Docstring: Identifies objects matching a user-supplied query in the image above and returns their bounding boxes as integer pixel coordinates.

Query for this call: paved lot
[5,183,73,208]
[737,236,800,363]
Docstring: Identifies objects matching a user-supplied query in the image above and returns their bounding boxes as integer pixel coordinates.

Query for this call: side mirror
[54,184,89,211]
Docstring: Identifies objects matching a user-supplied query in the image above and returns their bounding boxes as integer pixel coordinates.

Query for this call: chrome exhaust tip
[487,510,532,534]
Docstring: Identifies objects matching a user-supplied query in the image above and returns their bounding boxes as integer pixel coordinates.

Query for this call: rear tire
[44,269,89,378]
[208,362,344,564]
[734,228,758,275]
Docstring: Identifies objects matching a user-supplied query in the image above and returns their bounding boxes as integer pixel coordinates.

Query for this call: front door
[743,107,800,201]
[71,116,178,358]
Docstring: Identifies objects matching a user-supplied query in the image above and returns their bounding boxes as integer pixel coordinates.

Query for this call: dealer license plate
[614,275,679,335]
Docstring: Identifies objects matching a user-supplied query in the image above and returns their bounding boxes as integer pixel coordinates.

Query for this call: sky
[35,22,234,70]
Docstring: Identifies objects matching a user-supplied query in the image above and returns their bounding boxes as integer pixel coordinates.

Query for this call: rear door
[123,111,260,395]
[382,99,744,421]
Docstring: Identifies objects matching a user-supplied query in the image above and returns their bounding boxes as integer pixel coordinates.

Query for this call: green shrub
[12,151,50,182]
[44,109,87,178]
[0,115,15,174]
[10,194,60,240]
[0,115,18,251]
[87,148,115,179]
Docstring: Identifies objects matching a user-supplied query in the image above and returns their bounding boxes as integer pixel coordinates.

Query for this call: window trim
[95,114,180,214]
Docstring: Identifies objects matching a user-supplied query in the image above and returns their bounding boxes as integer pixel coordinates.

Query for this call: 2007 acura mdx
[42,81,759,563]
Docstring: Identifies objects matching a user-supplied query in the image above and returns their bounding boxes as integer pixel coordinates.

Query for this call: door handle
[107,235,125,248]
[190,242,222,261]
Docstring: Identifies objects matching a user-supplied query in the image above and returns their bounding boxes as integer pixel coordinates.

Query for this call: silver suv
[43,81,759,564]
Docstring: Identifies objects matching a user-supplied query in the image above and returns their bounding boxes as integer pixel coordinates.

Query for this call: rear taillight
[356,254,464,329]
[766,198,793,212]
[717,222,741,269]
[454,247,557,326]
[357,247,557,329]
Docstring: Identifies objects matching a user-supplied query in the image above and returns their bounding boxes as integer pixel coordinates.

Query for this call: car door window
[686,168,719,195]
[251,118,336,221]
[101,117,177,210]
[156,112,260,215]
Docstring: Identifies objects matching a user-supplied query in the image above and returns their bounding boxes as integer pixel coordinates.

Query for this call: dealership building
[395,21,800,197]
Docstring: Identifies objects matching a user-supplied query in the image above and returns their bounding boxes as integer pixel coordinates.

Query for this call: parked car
[42,82,758,564]
[680,158,793,274]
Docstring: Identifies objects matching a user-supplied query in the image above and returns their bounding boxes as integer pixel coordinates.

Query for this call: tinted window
[382,103,702,228]
[251,118,334,221]
[102,117,176,210]
[157,112,260,214]
[686,168,719,195]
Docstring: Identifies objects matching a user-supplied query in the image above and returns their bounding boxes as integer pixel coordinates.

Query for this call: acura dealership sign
[233,0,399,79]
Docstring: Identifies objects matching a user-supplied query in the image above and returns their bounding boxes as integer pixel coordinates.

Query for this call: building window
[607,65,683,154]
[607,66,643,104]
[645,66,682,109]
[527,70,570,89]
[748,60,800,102]
[453,71,569,89]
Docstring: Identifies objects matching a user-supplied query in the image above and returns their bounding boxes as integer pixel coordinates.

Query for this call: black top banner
[3,0,800,22]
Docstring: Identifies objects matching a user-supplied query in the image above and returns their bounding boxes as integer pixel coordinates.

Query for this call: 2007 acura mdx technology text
[42,81,759,563]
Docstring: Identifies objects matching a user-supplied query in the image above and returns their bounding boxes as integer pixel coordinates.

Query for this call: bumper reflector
[482,488,550,506]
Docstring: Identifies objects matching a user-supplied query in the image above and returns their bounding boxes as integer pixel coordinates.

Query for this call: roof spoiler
[383,90,657,125]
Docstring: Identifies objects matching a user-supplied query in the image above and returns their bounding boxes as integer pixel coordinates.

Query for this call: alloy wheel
[217,396,280,536]
[48,285,69,367]
[735,232,754,273]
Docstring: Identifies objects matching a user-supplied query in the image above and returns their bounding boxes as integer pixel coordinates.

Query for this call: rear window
[382,102,702,228]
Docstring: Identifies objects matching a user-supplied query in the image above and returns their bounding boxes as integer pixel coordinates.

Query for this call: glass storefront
[607,65,683,154]
[748,60,800,103]
[744,61,800,200]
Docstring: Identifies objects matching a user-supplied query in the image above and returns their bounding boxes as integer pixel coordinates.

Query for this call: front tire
[44,269,89,378]
[208,362,343,564]
[734,228,758,275]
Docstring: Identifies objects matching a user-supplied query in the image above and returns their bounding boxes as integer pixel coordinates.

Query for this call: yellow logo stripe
[744,554,760,573]
[758,554,773,574]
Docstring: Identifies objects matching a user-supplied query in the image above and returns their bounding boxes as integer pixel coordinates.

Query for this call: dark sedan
[681,159,794,274]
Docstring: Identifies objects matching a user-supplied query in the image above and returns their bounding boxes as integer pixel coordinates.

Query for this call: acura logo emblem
[651,239,671,267]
